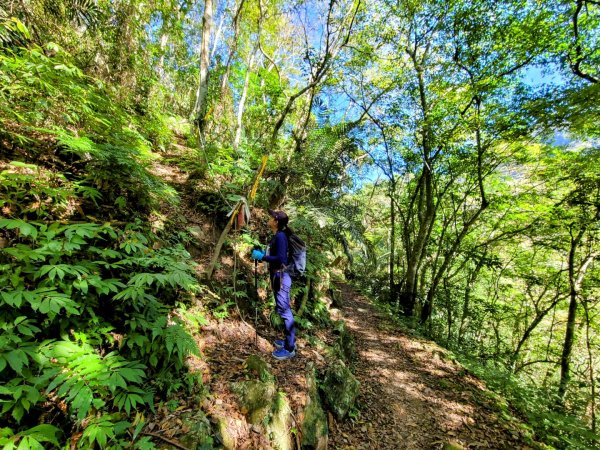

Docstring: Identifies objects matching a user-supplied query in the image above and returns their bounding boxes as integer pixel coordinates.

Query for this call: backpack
[285,233,307,278]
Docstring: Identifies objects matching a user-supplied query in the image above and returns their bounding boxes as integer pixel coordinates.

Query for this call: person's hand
[251,249,265,261]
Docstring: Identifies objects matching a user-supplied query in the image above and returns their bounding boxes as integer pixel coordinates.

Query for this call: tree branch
[569,0,599,83]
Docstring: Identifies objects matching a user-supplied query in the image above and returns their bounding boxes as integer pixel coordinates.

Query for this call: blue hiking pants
[271,271,296,351]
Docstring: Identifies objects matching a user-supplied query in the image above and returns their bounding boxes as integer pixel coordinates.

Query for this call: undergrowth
[0,23,204,449]
[458,358,600,450]
[363,285,600,450]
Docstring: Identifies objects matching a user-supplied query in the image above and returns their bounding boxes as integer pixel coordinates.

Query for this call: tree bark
[420,96,489,324]
[233,47,257,154]
[457,252,486,347]
[400,45,437,317]
[219,0,246,96]
[192,0,214,145]
[389,182,397,304]
[583,298,597,432]
[511,294,564,371]
[558,228,587,402]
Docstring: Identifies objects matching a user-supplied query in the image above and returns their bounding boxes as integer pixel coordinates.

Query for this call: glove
[251,249,265,261]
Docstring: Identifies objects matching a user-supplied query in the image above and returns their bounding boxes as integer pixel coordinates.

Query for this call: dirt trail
[328,283,531,450]
[149,154,533,449]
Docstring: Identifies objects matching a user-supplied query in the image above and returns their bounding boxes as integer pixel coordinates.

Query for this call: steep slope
[145,153,542,450]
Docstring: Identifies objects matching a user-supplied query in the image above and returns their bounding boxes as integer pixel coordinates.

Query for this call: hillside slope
[145,154,541,450]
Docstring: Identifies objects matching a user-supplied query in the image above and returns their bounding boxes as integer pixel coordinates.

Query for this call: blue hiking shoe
[273,339,285,349]
[272,347,296,360]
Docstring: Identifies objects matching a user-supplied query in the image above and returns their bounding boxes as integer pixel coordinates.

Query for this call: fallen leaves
[138,282,538,450]
[326,283,538,450]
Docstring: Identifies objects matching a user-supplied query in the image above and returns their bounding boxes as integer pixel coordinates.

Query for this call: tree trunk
[389,184,397,304]
[158,33,168,79]
[232,47,256,154]
[558,228,585,402]
[219,0,246,96]
[583,298,597,432]
[511,294,564,371]
[420,96,489,324]
[458,252,485,347]
[192,0,214,145]
[400,45,437,317]
[402,166,434,317]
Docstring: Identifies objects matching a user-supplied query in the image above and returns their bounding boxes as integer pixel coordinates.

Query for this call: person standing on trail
[251,209,296,360]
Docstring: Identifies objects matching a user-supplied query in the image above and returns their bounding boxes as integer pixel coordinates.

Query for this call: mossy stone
[267,391,292,450]
[330,287,343,308]
[217,417,236,450]
[231,379,277,424]
[301,365,328,450]
[246,354,274,382]
[178,410,213,450]
[321,359,360,420]
[443,441,465,450]
[231,355,295,449]
[333,321,356,362]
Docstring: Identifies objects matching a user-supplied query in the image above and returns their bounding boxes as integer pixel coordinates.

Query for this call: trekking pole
[254,258,258,347]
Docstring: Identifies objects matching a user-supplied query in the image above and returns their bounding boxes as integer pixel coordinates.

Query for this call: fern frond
[165,323,199,359]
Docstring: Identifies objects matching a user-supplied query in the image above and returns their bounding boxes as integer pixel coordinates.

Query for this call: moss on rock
[231,355,277,424]
[321,359,360,420]
[268,391,292,450]
[178,410,213,450]
[246,354,274,382]
[216,417,236,450]
[301,364,328,450]
[231,379,277,424]
[332,320,356,363]
[231,382,293,449]
[230,355,295,449]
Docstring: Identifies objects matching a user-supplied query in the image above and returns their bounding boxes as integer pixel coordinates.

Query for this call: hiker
[251,209,296,360]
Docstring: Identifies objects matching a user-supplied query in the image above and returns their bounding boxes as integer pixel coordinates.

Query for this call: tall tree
[192,0,214,145]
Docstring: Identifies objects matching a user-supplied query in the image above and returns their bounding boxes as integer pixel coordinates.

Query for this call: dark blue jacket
[263,231,288,273]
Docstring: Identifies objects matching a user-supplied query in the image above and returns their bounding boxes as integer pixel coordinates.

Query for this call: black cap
[268,209,289,226]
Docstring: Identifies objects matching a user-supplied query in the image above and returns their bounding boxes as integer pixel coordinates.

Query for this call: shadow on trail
[330,283,528,450]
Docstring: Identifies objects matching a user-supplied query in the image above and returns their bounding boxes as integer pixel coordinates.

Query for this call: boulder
[231,379,277,425]
[245,354,274,382]
[216,417,237,450]
[231,355,292,450]
[329,287,344,308]
[268,391,292,450]
[332,320,356,363]
[321,359,360,420]
[300,364,328,450]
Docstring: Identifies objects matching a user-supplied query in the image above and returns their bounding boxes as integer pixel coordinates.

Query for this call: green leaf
[46,373,67,394]
[71,386,93,421]
[73,279,88,294]
[108,373,127,392]
[17,436,43,450]
[118,367,145,384]
[1,291,23,307]
[5,350,28,374]
[0,219,38,239]
[12,405,24,423]
[12,18,31,40]
[20,425,60,446]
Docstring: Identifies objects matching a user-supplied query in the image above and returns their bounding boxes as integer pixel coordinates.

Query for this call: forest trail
[148,155,534,449]
[327,283,532,450]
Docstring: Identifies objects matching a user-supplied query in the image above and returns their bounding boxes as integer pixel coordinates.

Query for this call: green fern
[165,323,200,359]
